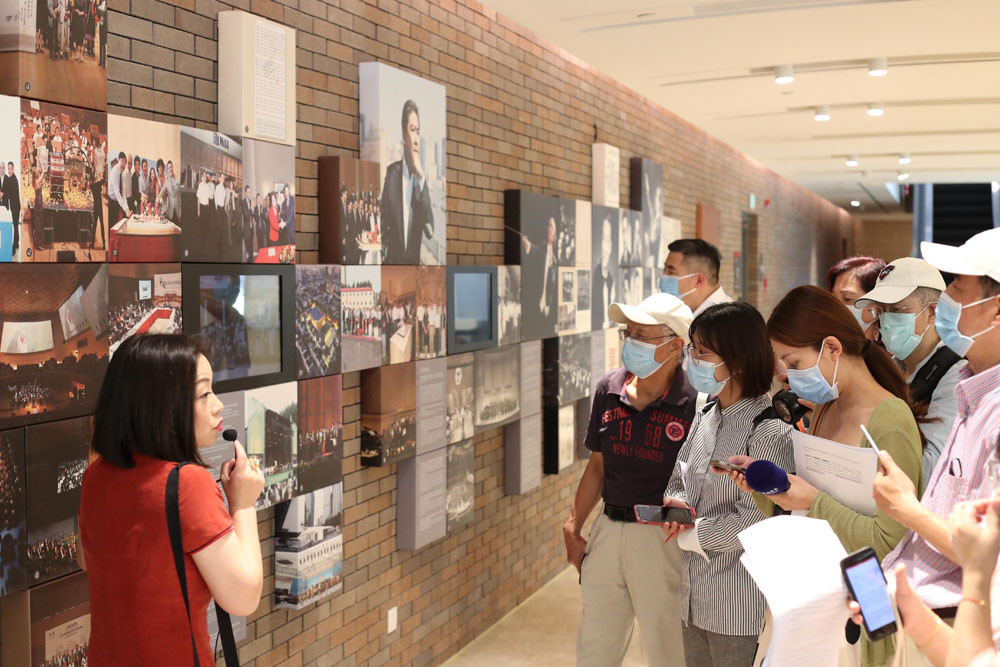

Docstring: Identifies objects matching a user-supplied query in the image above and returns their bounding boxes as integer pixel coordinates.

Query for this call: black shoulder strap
[166,463,240,667]
[909,346,962,406]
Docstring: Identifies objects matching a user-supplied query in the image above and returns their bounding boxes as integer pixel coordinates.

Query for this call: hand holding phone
[710,459,747,474]
[634,504,695,526]
[841,547,897,641]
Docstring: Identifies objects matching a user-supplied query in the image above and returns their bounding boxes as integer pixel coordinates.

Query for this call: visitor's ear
[926,302,937,323]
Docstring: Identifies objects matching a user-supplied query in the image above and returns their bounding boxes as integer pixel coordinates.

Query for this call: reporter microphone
[222,428,238,458]
[745,460,791,495]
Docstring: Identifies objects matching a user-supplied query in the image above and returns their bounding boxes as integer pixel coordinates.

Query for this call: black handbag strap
[166,463,240,667]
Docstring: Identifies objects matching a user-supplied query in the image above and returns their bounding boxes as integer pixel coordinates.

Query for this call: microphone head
[222,428,238,442]
[745,460,791,495]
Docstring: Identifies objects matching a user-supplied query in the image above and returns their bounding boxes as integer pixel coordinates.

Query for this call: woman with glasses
[568,293,697,667]
[726,285,924,667]
[661,301,793,667]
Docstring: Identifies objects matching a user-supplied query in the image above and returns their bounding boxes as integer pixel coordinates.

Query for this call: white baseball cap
[921,228,1000,283]
[855,257,946,308]
[608,292,694,344]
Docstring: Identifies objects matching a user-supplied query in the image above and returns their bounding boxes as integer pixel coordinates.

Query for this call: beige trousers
[577,512,686,667]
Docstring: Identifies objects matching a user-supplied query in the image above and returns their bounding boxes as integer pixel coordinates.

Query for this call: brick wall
[854,214,914,263]
[103,1,856,665]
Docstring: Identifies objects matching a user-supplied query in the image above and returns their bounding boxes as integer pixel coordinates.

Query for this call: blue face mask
[785,339,840,405]
[935,292,996,357]
[659,273,697,299]
[621,337,674,379]
[686,355,729,396]
[879,306,931,360]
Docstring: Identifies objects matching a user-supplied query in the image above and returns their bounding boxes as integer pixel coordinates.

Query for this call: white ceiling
[478,0,1000,213]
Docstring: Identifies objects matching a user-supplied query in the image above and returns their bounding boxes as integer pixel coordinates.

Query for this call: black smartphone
[633,504,694,526]
[841,547,897,640]
[710,459,746,474]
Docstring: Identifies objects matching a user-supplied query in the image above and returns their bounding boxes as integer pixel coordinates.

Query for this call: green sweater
[753,398,924,667]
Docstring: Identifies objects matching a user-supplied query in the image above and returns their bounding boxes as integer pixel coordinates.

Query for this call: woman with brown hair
[827,255,887,340]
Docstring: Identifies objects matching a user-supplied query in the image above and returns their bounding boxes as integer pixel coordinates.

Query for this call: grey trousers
[681,622,758,667]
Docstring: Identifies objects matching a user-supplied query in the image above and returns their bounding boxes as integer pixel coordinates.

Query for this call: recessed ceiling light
[897,170,910,181]
[867,103,884,117]
[845,154,860,167]
[898,153,911,165]
[814,105,831,122]
[850,200,861,207]
[868,57,888,77]
[774,64,794,85]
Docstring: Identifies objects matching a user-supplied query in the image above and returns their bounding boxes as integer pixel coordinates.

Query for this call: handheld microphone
[222,428,237,458]
[745,460,791,495]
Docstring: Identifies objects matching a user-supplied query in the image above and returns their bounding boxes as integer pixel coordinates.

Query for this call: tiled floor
[443,566,646,666]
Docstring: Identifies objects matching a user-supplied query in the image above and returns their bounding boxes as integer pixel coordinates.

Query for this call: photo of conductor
[591,206,620,330]
[179,127,242,263]
[381,266,416,365]
[497,265,521,347]
[416,266,446,360]
[359,62,447,265]
[0,428,27,596]
[0,264,109,430]
[619,209,644,267]
[18,99,109,262]
[295,265,340,379]
[507,192,559,341]
[25,415,92,586]
[296,375,343,496]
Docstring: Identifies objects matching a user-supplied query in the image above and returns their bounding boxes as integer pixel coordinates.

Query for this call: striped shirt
[883,362,1000,609]
[664,394,794,636]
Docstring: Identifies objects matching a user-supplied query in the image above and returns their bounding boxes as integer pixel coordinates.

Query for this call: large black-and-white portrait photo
[556,197,575,266]
[359,62,446,265]
[590,206,620,330]
[505,191,559,341]
[497,265,521,347]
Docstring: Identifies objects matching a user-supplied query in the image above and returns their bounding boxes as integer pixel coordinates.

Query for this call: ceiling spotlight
[774,64,794,85]
[850,200,861,207]
[897,170,910,181]
[814,105,831,122]
[868,57,888,77]
[845,154,860,167]
[867,103,884,117]
[898,153,911,165]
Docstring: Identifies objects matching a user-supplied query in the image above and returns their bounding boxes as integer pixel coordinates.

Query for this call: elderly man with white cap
[565,292,697,667]
[851,228,1000,667]
[853,257,967,484]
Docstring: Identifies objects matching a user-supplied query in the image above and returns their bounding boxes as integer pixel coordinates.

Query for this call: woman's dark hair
[768,285,922,409]
[689,301,775,398]
[91,334,205,468]
[826,256,886,293]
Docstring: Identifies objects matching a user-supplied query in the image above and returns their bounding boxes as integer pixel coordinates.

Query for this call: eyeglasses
[860,302,935,324]
[618,329,676,344]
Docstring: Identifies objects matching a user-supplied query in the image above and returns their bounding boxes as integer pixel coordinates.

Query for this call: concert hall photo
[107,263,182,355]
[296,374,343,496]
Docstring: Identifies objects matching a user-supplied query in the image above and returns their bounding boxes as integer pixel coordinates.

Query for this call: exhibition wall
[0,2,858,667]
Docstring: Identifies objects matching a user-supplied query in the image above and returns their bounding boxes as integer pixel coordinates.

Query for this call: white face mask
[851,303,874,334]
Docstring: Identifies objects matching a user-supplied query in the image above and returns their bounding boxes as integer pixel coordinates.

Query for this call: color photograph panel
[107,263,181,356]
[244,382,298,510]
[318,156,381,265]
[360,363,416,466]
[296,375,343,496]
[243,138,295,264]
[415,266,446,360]
[295,264,340,379]
[1,427,27,596]
[381,265,416,365]
[179,127,242,263]
[340,265,382,373]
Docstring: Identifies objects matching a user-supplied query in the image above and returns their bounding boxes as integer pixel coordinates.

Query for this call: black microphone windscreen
[745,460,791,495]
[222,428,238,442]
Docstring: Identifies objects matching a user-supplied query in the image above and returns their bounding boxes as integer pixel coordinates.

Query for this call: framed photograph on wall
[107,263,182,356]
[630,157,664,269]
[243,382,298,509]
[178,127,243,263]
[446,266,497,355]
[543,332,592,408]
[17,99,108,263]
[497,265,521,346]
[273,482,343,610]
[359,62,447,266]
[590,206,620,331]
[242,139,296,265]
[0,264,108,430]
[445,439,474,534]
[473,345,520,432]
[106,115,182,263]
[1,427,28,596]
[504,190,559,341]
[360,362,417,467]
[446,353,474,445]
[25,570,91,667]
[24,416,91,586]
[340,265,382,373]
[181,263,295,394]
[415,266,446,360]
[295,265,340,379]
[296,375,342,496]
[317,156,382,265]
[382,266,416,365]
[557,267,577,335]
[543,403,576,474]
[556,197,576,266]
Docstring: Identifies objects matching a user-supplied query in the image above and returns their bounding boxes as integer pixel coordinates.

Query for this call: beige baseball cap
[855,257,946,308]
[921,228,1000,283]
[608,292,694,344]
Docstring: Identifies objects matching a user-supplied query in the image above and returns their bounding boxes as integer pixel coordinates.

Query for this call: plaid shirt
[883,362,1000,609]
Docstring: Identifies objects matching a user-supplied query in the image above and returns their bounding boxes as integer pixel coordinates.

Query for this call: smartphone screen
[634,505,694,525]
[844,556,896,638]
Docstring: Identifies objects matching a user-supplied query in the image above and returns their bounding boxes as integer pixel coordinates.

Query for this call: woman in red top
[79,334,265,665]
[267,193,281,244]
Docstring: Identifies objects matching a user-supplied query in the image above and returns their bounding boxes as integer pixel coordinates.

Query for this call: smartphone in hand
[634,504,695,526]
[710,459,747,474]
[841,547,897,640]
